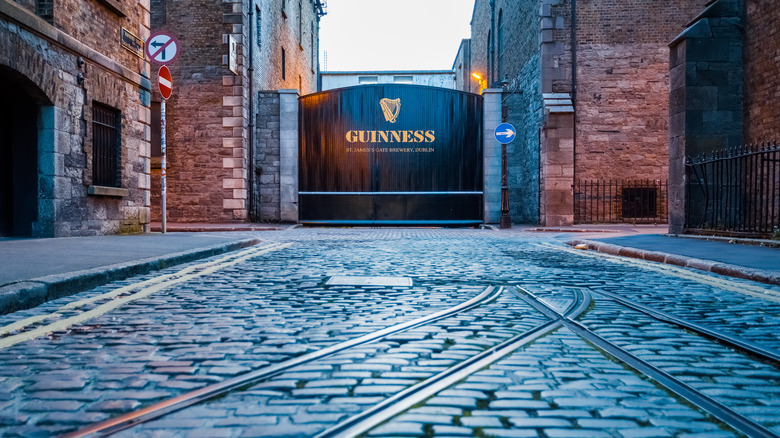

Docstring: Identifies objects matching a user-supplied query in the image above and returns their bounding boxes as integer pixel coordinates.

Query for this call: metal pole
[500,142,511,229]
[499,106,511,229]
[161,98,167,234]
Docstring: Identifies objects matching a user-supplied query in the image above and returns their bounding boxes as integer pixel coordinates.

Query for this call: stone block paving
[370,328,735,438]
[0,228,779,436]
[119,289,550,436]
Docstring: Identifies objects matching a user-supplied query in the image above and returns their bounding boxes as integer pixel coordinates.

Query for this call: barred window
[37,0,54,24]
[256,6,261,49]
[92,103,121,188]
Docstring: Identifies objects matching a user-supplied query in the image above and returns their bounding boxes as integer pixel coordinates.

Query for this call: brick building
[458,0,706,225]
[0,0,152,237]
[668,0,780,234]
[150,0,325,224]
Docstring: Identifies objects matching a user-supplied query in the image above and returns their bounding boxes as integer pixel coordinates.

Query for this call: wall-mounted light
[471,72,486,93]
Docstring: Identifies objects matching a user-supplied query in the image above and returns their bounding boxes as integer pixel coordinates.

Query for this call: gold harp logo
[380,98,401,123]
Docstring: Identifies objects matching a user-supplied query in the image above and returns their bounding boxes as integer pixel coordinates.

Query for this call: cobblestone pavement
[0,228,779,437]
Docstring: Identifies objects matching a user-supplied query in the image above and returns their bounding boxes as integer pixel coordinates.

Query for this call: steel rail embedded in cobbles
[594,289,780,365]
[61,285,503,437]
[314,285,588,438]
[516,286,779,438]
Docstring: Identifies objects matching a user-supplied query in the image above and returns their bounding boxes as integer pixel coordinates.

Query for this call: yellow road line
[537,242,780,302]
[0,243,292,349]
[0,243,283,337]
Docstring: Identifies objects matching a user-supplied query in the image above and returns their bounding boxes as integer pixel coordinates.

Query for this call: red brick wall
[744,0,780,144]
[574,0,706,181]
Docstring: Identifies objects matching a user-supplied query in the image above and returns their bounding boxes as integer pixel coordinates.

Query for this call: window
[358,76,378,84]
[92,102,121,188]
[487,30,493,84]
[36,0,54,24]
[298,1,303,49]
[498,10,504,81]
[282,48,286,80]
[311,22,315,71]
[256,6,261,48]
[394,75,413,84]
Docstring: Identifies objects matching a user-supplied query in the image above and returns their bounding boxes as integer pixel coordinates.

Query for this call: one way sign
[145,31,179,64]
[494,123,517,144]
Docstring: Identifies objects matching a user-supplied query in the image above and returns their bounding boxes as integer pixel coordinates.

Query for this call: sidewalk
[524,224,780,286]
[0,230,274,314]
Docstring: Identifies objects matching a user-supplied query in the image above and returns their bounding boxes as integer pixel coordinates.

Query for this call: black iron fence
[574,179,668,224]
[685,141,780,237]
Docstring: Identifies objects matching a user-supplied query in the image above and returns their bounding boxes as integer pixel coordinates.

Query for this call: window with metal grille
[622,187,657,219]
[92,103,121,188]
[37,0,54,24]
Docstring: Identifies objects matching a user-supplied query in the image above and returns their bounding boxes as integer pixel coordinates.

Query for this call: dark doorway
[299,84,483,225]
[0,66,47,237]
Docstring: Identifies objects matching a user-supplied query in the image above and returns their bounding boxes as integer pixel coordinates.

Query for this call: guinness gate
[299,84,483,225]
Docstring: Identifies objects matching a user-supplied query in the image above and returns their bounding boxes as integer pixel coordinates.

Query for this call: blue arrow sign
[494,123,516,143]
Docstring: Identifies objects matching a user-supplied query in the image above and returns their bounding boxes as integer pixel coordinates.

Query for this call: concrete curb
[0,237,262,315]
[566,239,780,287]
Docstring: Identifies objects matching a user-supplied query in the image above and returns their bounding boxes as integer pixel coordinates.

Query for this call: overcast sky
[319,0,475,72]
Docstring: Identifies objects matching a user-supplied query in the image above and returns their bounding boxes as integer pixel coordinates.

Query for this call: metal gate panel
[299,84,483,225]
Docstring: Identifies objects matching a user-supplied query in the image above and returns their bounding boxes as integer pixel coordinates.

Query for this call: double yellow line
[0,242,292,350]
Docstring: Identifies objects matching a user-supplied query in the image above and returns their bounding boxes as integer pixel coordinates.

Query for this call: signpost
[494,122,516,229]
[158,65,172,233]
[147,30,178,234]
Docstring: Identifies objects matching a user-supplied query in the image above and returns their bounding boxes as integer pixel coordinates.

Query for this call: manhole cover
[325,275,413,287]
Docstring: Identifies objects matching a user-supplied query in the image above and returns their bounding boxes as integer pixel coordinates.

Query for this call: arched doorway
[0,66,51,237]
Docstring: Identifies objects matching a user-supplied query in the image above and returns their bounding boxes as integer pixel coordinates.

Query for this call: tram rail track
[60,279,780,438]
[61,285,506,437]
[514,286,780,438]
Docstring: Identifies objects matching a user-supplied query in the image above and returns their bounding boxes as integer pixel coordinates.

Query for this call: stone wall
[0,0,150,236]
[743,0,780,143]
[150,0,320,224]
[256,91,281,221]
[668,0,744,233]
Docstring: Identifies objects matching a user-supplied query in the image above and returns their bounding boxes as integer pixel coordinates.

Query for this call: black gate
[299,84,483,225]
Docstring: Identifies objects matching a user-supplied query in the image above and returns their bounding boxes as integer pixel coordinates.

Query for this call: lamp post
[499,105,511,229]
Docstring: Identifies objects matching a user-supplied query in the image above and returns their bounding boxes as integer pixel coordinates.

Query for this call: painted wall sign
[121,28,144,58]
[299,84,484,224]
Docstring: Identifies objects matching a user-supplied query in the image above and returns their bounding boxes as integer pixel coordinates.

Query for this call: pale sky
[319,0,475,72]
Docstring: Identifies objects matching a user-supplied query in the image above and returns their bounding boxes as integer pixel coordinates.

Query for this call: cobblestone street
[1,228,779,437]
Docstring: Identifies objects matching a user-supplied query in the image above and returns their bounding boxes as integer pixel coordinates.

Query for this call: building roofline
[321,70,455,76]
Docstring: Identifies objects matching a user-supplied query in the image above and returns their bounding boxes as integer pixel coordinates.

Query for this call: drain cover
[325,275,413,287]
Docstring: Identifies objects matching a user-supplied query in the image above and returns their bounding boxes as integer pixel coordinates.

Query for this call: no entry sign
[158,65,172,99]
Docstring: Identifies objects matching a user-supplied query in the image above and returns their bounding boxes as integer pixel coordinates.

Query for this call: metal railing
[574,179,668,224]
[686,141,780,237]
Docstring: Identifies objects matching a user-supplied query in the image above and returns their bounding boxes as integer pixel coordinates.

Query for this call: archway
[0,66,50,236]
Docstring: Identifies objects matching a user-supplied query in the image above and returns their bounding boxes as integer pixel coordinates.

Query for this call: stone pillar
[279,89,299,223]
[668,0,743,234]
[540,94,575,226]
[482,88,502,224]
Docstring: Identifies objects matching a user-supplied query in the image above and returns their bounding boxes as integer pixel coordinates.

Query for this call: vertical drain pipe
[570,0,577,183]
[248,4,256,221]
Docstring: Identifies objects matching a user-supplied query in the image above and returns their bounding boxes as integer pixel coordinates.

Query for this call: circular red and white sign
[158,65,172,99]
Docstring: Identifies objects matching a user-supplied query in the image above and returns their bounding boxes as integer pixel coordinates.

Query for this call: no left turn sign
[145,31,179,64]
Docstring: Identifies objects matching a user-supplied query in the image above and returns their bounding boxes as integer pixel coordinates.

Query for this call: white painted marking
[326,275,413,287]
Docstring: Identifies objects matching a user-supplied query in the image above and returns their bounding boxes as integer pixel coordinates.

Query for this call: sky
[318,0,475,72]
